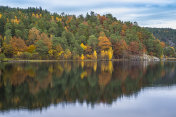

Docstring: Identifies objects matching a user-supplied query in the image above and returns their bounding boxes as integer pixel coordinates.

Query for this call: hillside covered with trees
[147,28,176,47]
[0,6,174,60]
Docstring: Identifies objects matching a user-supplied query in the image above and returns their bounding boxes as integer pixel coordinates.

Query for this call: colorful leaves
[98,32,112,51]
[11,16,20,24]
[93,50,97,59]
[0,14,2,19]
[80,71,87,79]
[27,45,36,53]
[108,47,113,60]
[81,54,85,60]
[80,43,87,50]
[10,37,27,55]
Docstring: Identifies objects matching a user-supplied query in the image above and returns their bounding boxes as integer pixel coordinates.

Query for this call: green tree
[87,35,98,50]
[164,47,175,57]
[35,40,49,57]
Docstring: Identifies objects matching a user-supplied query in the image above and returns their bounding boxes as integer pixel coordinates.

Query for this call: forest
[147,28,176,47]
[0,6,175,60]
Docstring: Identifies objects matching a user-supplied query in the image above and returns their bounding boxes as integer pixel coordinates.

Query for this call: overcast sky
[0,0,176,29]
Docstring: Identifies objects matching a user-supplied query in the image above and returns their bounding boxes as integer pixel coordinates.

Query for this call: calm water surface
[0,61,176,117]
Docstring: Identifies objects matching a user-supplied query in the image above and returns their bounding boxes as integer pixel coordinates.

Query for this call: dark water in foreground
[0,61,176,117]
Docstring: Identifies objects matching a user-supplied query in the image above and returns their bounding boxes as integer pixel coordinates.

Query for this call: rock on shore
[130,54,160,61]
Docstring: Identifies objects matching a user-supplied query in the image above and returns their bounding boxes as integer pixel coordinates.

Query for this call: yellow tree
[108,47,113,60]
[0,14,2,19]
[10,37,27,55]
[27,27,41,45]
[98,32,112,51]
[81,54,85,60]
[80,43,87,50]
[27,45,36,53]
[93,50,97,59]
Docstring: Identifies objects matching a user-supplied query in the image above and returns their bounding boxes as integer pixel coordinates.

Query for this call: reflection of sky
[1,0,176,29]
[1,86,176,117]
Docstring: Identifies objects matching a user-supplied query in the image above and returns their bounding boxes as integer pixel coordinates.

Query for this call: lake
[0,61,176,117]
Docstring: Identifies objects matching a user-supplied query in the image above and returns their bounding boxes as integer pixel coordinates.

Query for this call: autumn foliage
[128,41,144,55]
[0,6,171,60]
[98,32,112,51]
[10,37,27,55]
[114,40,128,58]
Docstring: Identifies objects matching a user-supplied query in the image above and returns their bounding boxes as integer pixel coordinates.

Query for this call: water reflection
[0,61,175,111]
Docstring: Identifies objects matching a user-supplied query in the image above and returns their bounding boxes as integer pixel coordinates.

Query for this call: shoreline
[0,58,172,63]
[1,56,176,63]
[1,59,120,63]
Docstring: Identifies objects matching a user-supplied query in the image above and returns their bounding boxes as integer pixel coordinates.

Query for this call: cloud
[141,20,176,29]
[35,0,175,7]
[63,7,149,21]
[0,0,176,29]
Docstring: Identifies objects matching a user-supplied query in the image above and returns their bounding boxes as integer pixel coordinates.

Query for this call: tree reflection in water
[0,61,175,111]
